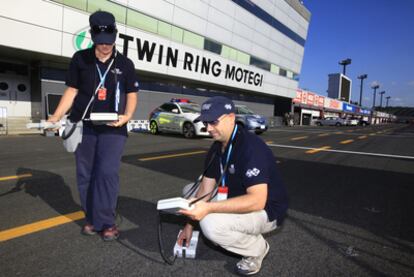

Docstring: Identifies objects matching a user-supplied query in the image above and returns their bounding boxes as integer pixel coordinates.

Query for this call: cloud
[394,97,402,102]
[370,80,381,87]
[407,80,414,87]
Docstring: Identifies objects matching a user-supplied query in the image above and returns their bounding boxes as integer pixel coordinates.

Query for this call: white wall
[0,0,308,100]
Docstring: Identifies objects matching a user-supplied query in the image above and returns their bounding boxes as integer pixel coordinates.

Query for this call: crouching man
[178,96,288,275]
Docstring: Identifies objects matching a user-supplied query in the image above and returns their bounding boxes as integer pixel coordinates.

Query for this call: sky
[299,0,414,108]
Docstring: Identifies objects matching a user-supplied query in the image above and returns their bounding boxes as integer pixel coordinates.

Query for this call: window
[127,9,157,33]
[183,31,204,49]
[250,56,270,71]
[158,21,172,39]
[160,103,177,113]
[0,82,8,91]
[271,64,279,74]
[87,0,126,23]
[293,73,300,81]
[17,84,27,92]
[279,68,287,77]
[237,51,250,65]
[204,39,222,55]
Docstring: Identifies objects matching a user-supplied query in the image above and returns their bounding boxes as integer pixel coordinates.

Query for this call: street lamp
[357,74,368,106]
[339,58,352,75]
[386,96,391,107]
[371,83,380,109]
[379,91,385,108]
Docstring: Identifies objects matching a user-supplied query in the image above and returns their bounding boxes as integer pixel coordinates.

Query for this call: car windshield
[237,106,254,115]
[179,103,201,113]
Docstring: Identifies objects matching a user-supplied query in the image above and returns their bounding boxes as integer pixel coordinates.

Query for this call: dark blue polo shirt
[66,46,139,135]
[204,126,288,224]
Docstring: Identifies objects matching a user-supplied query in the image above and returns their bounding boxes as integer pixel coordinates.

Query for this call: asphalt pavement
[0,123,413,276]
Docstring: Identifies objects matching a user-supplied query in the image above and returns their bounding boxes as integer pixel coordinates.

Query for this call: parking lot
[1,124,413,276]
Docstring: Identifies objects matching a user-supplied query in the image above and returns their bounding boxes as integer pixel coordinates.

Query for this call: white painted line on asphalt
[267,143,414,160]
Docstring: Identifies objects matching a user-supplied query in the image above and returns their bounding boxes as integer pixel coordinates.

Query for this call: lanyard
[219,124,238,187]
[81,58,115,120]
[96,61,113,88]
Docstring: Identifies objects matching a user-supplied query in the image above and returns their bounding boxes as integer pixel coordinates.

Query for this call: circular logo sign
[73,27,93,51]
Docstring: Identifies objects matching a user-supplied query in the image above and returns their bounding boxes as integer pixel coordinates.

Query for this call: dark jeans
[75,126,127,231]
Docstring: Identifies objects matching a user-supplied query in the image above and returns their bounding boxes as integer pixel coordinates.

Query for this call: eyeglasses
[90,25,117,34]
[202,114,227,127]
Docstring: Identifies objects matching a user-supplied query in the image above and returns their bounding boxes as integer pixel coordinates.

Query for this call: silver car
[235,105,268,134]
[149,99,209,138]
[315,117,346,126]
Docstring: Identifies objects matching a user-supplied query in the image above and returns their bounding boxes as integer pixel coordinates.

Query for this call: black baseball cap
[194,96,235,123]
[89,11,117,44]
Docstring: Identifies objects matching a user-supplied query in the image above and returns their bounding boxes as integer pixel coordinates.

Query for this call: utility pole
[339,58,352,75]
[386,96,391,107]
[371,84,379,109]
[357,74,368,106]
[379,91,385,108]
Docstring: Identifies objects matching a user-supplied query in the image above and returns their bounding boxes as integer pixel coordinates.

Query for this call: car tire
[149,121,159,135]
[335,122,341,126]
[316,122,322,126]
[183,122,196,138]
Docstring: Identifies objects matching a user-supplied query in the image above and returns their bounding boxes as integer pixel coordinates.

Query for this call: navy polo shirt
[66,46,139,135]
[204,126,288,224]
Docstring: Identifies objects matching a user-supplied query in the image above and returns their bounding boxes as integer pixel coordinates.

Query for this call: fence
[127,120,149,132]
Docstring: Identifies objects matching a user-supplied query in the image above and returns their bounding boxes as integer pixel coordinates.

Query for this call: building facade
[0,0,310,133]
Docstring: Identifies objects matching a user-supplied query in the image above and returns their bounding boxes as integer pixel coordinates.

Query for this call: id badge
[217,186,228,201]
[98,87,107,101]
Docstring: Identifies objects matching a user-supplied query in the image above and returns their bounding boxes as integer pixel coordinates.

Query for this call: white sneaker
[236,241,270,275]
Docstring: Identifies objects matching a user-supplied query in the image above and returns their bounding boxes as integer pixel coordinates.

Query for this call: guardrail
[0,107,7,135]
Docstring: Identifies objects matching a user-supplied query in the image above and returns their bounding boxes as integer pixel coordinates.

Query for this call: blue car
[235,105,268,134]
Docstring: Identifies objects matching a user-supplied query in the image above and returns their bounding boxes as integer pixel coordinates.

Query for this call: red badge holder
[97,87,107,101]
[217,186,228,201]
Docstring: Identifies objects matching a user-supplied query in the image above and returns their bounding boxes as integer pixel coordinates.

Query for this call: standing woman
[49,11,139,241]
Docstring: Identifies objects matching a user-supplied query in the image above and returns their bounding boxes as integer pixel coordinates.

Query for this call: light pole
[379,91,385,108]
[339,58,352,75]
[371,84,379,109]
[357,74,368,106]
[386,96,391,107]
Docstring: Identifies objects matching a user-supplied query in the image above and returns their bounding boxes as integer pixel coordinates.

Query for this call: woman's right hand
[177,223,194,247]
[47,115,60,123]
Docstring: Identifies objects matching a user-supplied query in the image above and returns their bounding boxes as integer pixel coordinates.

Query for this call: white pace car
[148,99,209,138]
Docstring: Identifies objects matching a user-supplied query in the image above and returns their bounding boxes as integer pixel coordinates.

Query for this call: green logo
[73,27,93,51]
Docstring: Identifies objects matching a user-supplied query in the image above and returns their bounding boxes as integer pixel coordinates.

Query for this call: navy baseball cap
[89,11,117,44]
[194,96,235,123]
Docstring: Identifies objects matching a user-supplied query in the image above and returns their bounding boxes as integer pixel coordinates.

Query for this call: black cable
[157,211,178,265]
[182,151,216,199]
[157,129,238,264]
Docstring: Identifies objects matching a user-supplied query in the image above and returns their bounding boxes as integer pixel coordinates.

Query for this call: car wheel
[316,122,322,126]
[335,122,341,126]
[255,131,263,135]
[149,121,159,135]
[183,122,196,138]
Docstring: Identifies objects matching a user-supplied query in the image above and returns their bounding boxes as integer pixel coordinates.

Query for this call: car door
[169,104,184,132]
[326,117,335,126]
[157,103,177,132]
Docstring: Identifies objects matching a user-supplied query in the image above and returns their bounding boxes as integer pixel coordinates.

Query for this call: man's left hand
[179,201,210,221]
